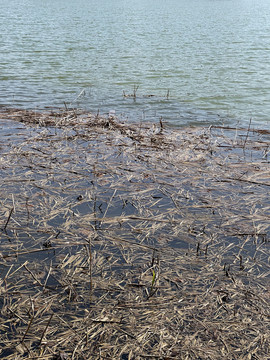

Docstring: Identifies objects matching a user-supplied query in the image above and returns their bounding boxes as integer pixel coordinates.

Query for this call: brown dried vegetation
[0,107,269,359]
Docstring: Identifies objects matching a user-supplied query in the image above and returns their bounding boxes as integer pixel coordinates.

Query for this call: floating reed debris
[0,107,269,359]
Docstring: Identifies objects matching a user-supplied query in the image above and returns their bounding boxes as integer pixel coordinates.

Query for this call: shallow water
[1,0,270,127]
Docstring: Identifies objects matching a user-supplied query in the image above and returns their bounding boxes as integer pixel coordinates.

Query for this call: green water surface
[1,0,270,126]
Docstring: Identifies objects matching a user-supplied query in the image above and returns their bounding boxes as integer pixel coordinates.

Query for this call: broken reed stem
[159,117,164,134]
[38,313,54,346]
[2,248,55,259]
[102,188,117,220]
[21,314,35,344]
[133,84,139,98]
[26,197,30,221]
[23,264,53,290]
[88,239,93,292]
[243,117,252,149]
[2,206,14,231]
[43,265,52,290]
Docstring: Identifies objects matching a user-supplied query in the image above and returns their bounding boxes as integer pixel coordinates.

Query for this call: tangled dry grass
[0,107,269,359]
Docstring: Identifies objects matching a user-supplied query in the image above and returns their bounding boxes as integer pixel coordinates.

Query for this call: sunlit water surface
[1,0,270,127]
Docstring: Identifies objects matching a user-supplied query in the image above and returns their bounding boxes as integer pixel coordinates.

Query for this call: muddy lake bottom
[0,107,269,359]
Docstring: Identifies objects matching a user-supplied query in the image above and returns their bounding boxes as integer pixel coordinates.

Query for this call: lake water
[1,0,270,127]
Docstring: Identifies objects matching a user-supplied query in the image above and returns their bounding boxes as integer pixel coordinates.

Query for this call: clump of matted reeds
[0,107,269,359]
